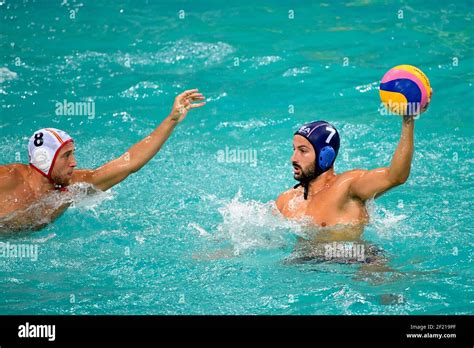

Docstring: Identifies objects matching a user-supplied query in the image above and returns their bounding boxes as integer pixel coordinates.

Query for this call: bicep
[349,168,401,201]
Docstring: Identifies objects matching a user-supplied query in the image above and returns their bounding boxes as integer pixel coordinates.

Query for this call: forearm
[77,89,205,190]
[126,114,178,173]
[388,116,414,183]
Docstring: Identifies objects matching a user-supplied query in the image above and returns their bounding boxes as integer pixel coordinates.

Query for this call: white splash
[205,92,227,102]
[0,67,18,83]
[62,41,235,71]
[365,199,408,239]
[355,81,379,93]
[120,81,163,99]
[249,55,282,68]
[189,222,211,238]
[215,117,290,130]
[112,111,135,123]
[283,66,312,77]
[66,182,115,211]
[211,190,303,254]
[0,183,114,232]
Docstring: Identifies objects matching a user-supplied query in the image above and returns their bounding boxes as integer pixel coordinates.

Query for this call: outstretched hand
[420,87,433,114]
[169,89,206,123]
[405,87,433,122]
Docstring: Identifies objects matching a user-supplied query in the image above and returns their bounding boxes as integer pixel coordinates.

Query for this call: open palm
[170,89,206,123]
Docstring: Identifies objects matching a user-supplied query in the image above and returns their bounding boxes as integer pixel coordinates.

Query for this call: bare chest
[281,188,368,227]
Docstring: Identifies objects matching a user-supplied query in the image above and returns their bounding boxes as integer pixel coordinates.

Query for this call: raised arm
[73,89,205,191]
[348,116,414,201]
[349,89,431,201]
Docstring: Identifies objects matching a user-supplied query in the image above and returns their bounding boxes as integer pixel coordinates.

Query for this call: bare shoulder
[0,163,30,176]
[335,169,368,183]
[275,186,300,211]
[332,169,370,199]
[0,163,28,188]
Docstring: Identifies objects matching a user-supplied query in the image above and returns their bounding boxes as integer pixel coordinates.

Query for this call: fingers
[423,88,433,111]
[189,102,206,109]
[175,89,206,113]
[181,90,205,104]
[177,90,205,103]
[188,92,204,100]
[178,89,199,99]
[182,93,205,103]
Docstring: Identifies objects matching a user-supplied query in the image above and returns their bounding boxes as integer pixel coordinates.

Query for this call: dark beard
[294,161,318,184]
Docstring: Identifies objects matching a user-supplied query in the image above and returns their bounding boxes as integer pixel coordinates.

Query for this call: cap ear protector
[32,148,51,172]
[319,145,336,171]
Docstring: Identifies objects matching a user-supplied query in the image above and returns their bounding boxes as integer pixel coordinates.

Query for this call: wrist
[166,113,181,125]
[403,115,415,124]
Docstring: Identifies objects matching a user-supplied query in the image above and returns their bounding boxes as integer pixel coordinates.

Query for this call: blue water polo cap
[294,120,340,175]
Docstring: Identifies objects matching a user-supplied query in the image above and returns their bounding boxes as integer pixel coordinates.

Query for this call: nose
[291,149,298,164]
[70,155,77,168]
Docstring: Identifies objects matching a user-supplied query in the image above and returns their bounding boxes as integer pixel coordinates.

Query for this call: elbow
[392,174,409,186]
[396,178,407,186]
[388,168,410,186]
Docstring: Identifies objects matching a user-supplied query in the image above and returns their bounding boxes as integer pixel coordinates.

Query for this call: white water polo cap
[28,128,74,178]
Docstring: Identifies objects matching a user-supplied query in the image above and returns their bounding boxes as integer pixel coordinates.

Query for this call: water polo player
[276,90,432,259]
[0,89,205,232]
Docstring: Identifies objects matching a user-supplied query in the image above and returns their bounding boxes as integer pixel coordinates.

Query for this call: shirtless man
[0,89,205,232]
[276,98,431,263]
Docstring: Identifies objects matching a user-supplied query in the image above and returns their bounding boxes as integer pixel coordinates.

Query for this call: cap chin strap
[294,171,320,200]
[303,182,309,200]
[293,182,311,200]
[293,166,327,200]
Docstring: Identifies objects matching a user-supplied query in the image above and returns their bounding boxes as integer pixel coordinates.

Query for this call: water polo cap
[28,128,74,179]
[293,120,340,199]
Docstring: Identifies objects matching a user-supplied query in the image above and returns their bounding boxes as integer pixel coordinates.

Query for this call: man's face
[291,135,316,182]
[50,142,77,186]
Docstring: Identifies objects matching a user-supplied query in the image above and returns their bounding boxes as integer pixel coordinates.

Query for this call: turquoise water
[1,0,473,314]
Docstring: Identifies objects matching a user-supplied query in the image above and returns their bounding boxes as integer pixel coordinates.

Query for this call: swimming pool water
[0,0,473,314]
